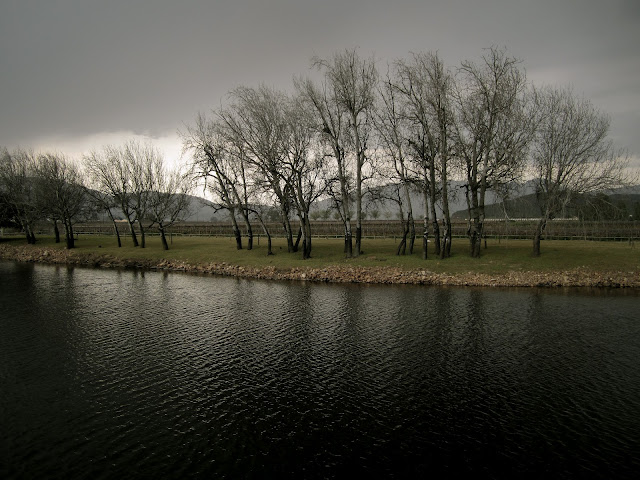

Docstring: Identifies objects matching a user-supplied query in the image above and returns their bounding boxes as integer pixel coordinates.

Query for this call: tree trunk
[354,120,363,258]
[440,219,452,259]
[396,220,408,256]
[469,218,483,258]
[408,215,415,255]
[160,228,169,250]
[113,221,122,247]
[344,218,353,257]
[301,216,312,259]
[422,189,429,260]
[255,215,273,255]
[53,220,60,243]
[241,211,253,250]
[233,225,242,250]
[441,169,452,259]
[280,206,294,253]
[533,218,547,257]
[65,220,75,249]
[128,219,139,247]
[137,219,146,248]
[294,227,302,252]
[431,216,441,257]
[26,224,36,244]
[228,208,242,250]
[106,209,121,247]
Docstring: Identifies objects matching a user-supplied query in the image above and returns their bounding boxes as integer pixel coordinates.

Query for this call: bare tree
[219,85,296,252]
[296,75,355,256]
[282,94,326,259]
[530,86,633,256]
[123,140,159,249]
[0,148,40,244]
[454,47,532,257]
[84,145,140,247]
[146,156,192,250]
[390,52,456,259]
[302,49,378,256]
[183,112,248,250]
[34,153,88,249]
[373,71,416,255]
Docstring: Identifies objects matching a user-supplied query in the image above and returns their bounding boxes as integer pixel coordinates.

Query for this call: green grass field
[3,233,638,275]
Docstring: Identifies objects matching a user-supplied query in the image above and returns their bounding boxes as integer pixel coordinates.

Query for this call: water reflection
[1,261,639,478]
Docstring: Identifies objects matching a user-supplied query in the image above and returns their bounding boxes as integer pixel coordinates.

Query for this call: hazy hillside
[451,185,640,220]
[310,181,535,220]
[87,184,639,224]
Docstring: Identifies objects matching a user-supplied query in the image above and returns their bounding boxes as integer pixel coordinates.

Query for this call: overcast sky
[1,0,638,166]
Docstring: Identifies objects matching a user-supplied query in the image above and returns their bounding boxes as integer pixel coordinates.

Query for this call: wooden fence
[63,219,640,242]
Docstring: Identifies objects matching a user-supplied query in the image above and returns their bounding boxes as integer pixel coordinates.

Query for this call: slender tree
[84,145,140,247]
[219,85,296,252]
[146,156,192,250]
[530,86,632,256]
[34,153,88,249]
[454,47,532,257]
[282,94,325,258]
[0,148,40,244]
[374,72,416,255]
[296,75,355,256]
[182,113,247,250]
[316,49,377,256]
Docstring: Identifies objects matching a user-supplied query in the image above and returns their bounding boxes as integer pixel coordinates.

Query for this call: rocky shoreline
[1,243,639,288]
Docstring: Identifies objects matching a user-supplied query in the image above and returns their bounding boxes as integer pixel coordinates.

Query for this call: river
[1,260,639,478]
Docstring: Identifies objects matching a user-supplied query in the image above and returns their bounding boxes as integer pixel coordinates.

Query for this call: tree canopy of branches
[84,140,167,248]
[454,47,533,257]
[1,148,88,247]
[4,46,637,261]
[34,153,88,249]
[530,86,632,256]
[146,156,192,250]
[390,51,456,259]
[183,112,253,251]
[219,86,298,253]
[0,148,40,243]
[298,48,378,257]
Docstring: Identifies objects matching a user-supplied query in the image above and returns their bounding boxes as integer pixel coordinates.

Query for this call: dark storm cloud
[1,0,638,159]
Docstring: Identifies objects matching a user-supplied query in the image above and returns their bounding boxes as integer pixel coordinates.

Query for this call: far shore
[1,238,639,288]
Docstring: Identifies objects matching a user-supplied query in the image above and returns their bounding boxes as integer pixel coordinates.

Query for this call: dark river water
[1,260,639,479]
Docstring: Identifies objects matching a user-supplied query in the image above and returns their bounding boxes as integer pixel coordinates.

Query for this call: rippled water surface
[1,261,639,478]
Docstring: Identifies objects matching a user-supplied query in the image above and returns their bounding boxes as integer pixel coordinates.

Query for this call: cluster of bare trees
[2,47,633,258]
[83,141,192,250]
[183,47,632,258]
[1,141,192,250]
[0,149,88,248]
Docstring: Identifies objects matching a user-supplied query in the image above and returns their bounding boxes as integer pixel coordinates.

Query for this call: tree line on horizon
[1,47,635,257]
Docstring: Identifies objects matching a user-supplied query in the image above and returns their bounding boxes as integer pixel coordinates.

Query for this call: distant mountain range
[91,184,640,223]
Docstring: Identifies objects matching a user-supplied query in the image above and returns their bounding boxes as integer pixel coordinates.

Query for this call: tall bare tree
[183,113,249,250]
[34,153,88,249]
[454,47,532,257]
[530,86,633,256]
[304,49,378,256]
[123,140,159,249]
[393,52,456,259]
[296,75,355,256]
[84,145,140,247]
[219,85,296,252]
[0,148,40,244]
[374,72,417,255]
[146,156,192,250]
[282,94,326,258]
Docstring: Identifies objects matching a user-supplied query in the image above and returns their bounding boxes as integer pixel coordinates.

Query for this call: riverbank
[1,239,639,288]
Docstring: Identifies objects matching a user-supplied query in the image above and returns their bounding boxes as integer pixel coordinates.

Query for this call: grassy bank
[1,234,639,287]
